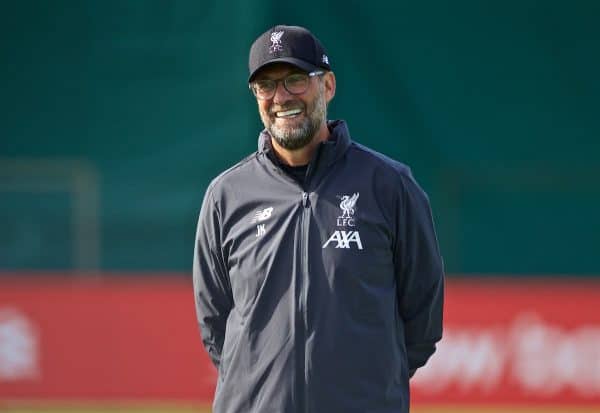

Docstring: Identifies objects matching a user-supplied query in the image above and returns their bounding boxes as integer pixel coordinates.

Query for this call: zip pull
[302,192,311,208]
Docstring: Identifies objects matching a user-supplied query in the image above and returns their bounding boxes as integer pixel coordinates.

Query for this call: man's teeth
[276,109,302,118]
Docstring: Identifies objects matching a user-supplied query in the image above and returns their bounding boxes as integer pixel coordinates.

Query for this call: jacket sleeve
[395,171,444,378]
[193,186,233,368]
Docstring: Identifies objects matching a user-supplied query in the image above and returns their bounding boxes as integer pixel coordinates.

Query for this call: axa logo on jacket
[322,192,363,249]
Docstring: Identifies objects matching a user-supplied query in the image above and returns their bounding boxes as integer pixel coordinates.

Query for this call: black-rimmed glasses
[249,71,324,100]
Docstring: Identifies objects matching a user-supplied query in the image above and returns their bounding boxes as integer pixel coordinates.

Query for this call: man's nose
[272,80,292,104]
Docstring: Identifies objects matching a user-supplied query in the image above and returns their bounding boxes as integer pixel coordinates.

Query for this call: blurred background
[1,1,599,412]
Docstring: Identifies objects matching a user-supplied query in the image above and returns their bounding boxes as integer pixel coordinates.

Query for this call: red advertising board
[0,273,599,406]
[0,274,215,401]
[412,278,600,405]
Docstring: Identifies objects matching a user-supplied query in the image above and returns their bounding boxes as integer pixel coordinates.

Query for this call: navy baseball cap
[248,25,331,82]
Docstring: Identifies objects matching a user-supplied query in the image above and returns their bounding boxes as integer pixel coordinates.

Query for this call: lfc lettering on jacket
[336,217,355,227]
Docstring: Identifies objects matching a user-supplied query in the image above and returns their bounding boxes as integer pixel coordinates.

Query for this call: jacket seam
[210,152,260,187]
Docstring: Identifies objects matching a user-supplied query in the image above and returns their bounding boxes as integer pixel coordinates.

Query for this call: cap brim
[248,57,320,82]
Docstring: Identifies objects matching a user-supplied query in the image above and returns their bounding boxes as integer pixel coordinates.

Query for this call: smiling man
[253,63,332,158]
[193,25,445,413]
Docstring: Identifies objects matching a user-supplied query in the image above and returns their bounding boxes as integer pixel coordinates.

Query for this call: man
[194,25,444,413]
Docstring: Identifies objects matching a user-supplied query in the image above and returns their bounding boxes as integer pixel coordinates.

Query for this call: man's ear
[323,71,336,103]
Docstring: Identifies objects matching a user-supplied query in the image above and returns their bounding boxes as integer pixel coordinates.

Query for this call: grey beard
[269,116,320,150]
[265,87,327,151]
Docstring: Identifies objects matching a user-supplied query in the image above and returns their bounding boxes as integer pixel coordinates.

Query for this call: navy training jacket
[193,120,444,413]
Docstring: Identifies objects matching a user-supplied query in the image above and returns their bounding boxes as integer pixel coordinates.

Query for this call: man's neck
[270,123,330,166]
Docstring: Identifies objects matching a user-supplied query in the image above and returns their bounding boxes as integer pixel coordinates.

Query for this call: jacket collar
[257,119,352,168]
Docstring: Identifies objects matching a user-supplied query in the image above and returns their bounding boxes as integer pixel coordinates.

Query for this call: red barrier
[0,274,216,401]
[0,274,599,405]
[412,278,600,405]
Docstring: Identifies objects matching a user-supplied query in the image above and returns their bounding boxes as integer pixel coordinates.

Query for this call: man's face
[253,63,331,150]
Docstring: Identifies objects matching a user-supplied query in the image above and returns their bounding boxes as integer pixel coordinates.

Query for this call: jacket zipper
[300,156,317,413]
[299,190,311,413]
[267,151,316,412]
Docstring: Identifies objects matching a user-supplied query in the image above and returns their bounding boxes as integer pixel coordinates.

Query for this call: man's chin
[270,128,313,150]
[270,123,307,141]
[273,136,312,150]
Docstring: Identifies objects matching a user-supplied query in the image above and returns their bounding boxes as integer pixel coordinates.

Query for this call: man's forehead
[253,63,305,80]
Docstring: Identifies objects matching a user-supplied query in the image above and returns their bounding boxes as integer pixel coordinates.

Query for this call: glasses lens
[253,80,276,99]
[284,74,309,94]
[251,73,312,99]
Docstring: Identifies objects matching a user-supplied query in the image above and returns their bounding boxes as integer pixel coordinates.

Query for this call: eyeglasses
[249,70,324,100]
